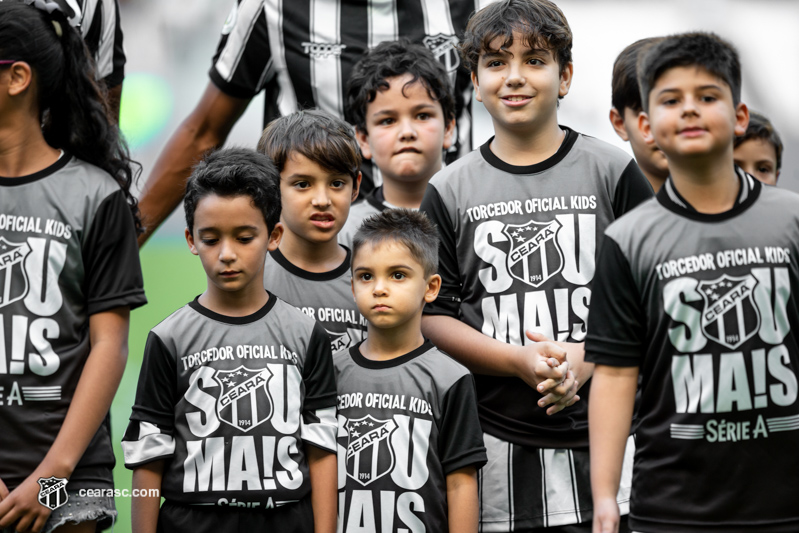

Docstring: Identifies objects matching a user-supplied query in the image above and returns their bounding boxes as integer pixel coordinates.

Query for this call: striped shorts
[478,433,634,532]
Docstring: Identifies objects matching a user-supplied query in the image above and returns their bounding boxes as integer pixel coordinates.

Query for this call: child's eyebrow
[197,225,259,232]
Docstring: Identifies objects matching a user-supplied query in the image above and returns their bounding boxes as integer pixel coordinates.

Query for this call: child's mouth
[310,213,335,228]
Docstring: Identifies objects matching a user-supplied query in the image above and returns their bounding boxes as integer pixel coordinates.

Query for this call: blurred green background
[109,239,205,532]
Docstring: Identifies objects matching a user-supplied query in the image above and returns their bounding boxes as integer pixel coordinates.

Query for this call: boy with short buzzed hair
[258,110,367,353]
[124,148,338,533]
[335,209,486,533]
[420,0,652,530]
[609,37,669,192]
[734,110,783,186]
[588,32,799,533]
[338,40,456,249]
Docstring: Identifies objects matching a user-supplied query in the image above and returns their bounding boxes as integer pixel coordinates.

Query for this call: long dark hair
[0,1,142,232]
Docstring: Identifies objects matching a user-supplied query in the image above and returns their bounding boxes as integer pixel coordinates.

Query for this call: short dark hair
[345,40,456,133]
[460,0,572,76]
[184,147,281,235]
[638,32,741,113]
[352,209,439,277]
[735,111,783,172]
[611,37,662,114]
[257,109,360,181]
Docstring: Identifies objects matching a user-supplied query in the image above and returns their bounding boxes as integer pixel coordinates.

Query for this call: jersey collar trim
[348,339,435,369]
[365,186,390,212]
[479,126,578,175]
[657,166,761,222]
[188,291,277,324]
[0,152,72,185]
[269,246,351,281]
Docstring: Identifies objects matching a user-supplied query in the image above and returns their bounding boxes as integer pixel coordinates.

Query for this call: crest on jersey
[37,476,68,511]
[0,237,32,309]
[423,33,460,73]
[214,366,273,432]
[699,274,760,350]
[327,329,351,353]
[503,219,563,288]
[345,415,397,486]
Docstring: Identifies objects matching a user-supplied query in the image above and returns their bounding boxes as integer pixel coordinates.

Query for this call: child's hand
[0,474,53,533]
[511,336,568,389]
[0,478,8,501]
[592,496,620,533]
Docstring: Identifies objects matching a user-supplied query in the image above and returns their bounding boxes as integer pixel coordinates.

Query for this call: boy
[734,110,783,186]
[335,209,487,532]
[587,32,799,533]
[258,110,366,353]
[609,38,669,192]
[122,148,338,532]
[338,40,456,248]
[419,1,652,530]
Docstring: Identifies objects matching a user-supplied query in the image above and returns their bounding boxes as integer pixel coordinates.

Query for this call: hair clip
[23,0,81,29]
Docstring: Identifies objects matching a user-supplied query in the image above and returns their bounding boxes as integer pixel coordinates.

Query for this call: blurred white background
[118,0,799,241]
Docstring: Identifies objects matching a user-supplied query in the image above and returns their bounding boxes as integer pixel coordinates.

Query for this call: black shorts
[157,496,313,533]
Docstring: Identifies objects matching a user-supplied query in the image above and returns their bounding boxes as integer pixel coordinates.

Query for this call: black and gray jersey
[586,172,799,532]
[338,187,389,250]
[58,0,125,86]
[420,128,653,448]
[263,247,366,353]
[334,341,487,532]
[122,295,337,509]
[0,155,145,491]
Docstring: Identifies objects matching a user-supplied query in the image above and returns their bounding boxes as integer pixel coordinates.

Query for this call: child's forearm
[589,364,638,531]
[132,461,164,533]
[307,445,337,533]
[38,308,130,478]
[446,467,478,533]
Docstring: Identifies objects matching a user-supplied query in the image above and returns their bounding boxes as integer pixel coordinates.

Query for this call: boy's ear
[733,102,750,137]
[558,62,573,98]
[424,274,442,303]
[471,71,482,103]
[638,111,654,145]
[351,171,362,202]
[609,108,630,141]
[268,223,284,251]
[442,118,456,150]
[355,128,373,161]
[185,228,199,256]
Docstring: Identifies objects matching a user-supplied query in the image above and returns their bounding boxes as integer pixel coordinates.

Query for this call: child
[734,110,783,186]
[0,3,146,532]
[122,148,337,532]
[419,1,652,530]
[587,32,799,533]
[609,38,669,192]
[258,110,366,353]
[335,209,487,532]
[338,40,456,248]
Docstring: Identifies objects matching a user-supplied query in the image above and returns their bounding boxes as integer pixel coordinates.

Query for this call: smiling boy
[419,1,652,530]
[258,110,367,353]
[338,41,456,248]
[334,209,486,533]
[123,148,337,533]
[587,32,799,533]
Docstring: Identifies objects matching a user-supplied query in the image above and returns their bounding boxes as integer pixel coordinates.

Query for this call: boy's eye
[486,59,503,68]
[391,272,405,280]
[378,117,395,126]
[758,164,773,173]
[293,181,310,189]
[201,238,218,245]
[331,179,346,189]
[527,58,543,66]
[416,112,430,121]
[238,236,255,243]
[700,95,717,103]
[359,273,372,281]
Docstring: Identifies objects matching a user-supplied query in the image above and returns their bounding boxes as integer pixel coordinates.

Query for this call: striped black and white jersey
[338,186,389,249]
[0,155,145,491]
[263,247,367,353]
[420,128,653,448]
[334,340,487,532]
[122,295,337,508]
[586,172,799,532]
[209,0,483,189]
[58,0,126,86]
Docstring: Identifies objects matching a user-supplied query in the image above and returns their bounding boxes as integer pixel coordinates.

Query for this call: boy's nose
[219,240,237,262]
[311,189,332,207]
[505,63,525,87]
[399,119,418,141]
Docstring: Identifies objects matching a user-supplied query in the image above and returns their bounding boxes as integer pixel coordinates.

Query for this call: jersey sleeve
[82,189,146,315]
[420,184,461,318]
[122,331,178,468]
[613,159,655,219]
[301,322,338,452]
[209,0,273,100]
[584,236,647,367]
[439,374,487,474]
